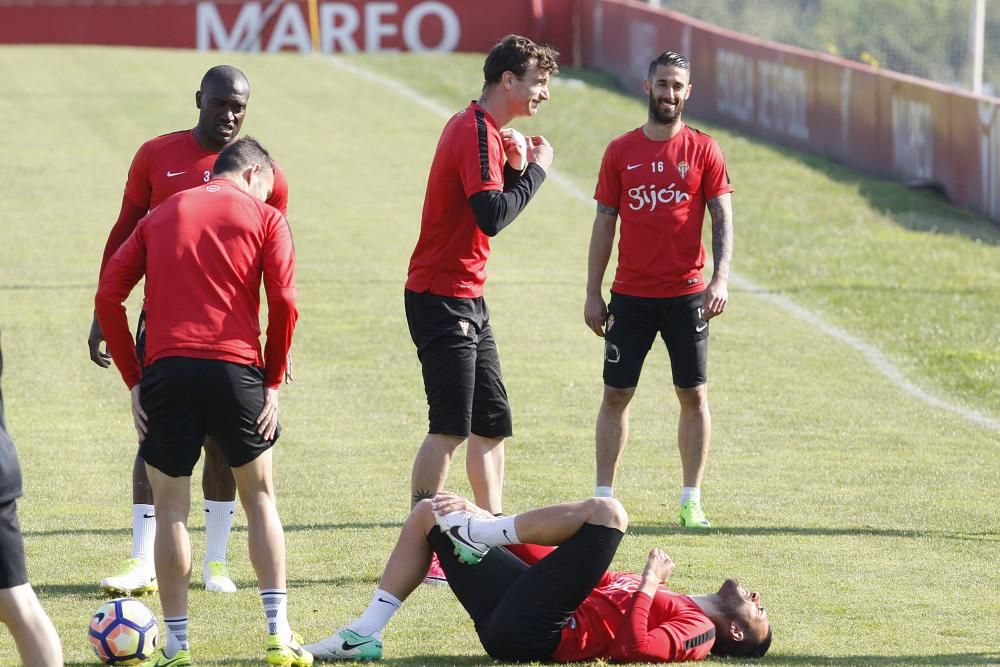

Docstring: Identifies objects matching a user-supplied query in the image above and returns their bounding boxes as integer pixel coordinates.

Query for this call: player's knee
[588,497,628,530]
[602,386,635,411]
[675,383,708,409]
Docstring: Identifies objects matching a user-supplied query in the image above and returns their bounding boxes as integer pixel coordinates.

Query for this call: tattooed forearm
[596,202,619,216]
[707,193,733,279]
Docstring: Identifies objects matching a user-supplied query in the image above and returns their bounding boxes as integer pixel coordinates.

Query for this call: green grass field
[0,46,997,666]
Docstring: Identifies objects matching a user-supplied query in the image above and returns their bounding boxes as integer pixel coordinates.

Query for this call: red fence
[3,0,1000,222]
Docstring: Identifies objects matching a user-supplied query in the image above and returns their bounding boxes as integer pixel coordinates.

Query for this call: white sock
[469,515,519,547]
[203,500,236,565]
[350,589,401,637]
[681,486,701,508]
[131,504,156,568]
[261,589,291,640]
[163,615,189,655]
[594,486,614,497]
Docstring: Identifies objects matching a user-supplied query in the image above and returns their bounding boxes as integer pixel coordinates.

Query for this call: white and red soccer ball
[89,597,159,665]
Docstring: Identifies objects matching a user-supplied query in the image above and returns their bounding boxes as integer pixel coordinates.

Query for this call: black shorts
[135,311,147,372]
[430,523,624,662]
[404,290,512,439]
[603,291,709,389]
[0,499,27,589]
[138,357,279,477]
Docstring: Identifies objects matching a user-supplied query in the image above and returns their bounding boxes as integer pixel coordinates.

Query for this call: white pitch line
[326,55,999,432]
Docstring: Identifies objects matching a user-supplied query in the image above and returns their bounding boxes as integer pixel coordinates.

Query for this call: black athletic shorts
[429,523,624,662]
[135,311,147,372]
[138,357,279,477]
[603,291,709,389]
[404,290,512,439]
[0,499,27,589]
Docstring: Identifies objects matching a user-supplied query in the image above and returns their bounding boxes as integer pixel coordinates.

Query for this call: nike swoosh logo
[166,170,186,177]
[448,526,485,551]
[626,163,642,170]
[342,639,373,651]
[143,513,155,519]
[377,597,398,606]
[695,322,708,332]
[502,529,511,541]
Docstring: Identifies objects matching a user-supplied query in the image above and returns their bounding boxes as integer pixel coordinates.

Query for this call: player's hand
[256,387,280,440]
[130,385,148,442]
[526,135,554,172]
[431,491,491,518]
[499,128,527,172]
[284,351,294,384]
[584,293,608,337]
[88,314,112,368]
[702,277,728,321]
[642,548,675,584]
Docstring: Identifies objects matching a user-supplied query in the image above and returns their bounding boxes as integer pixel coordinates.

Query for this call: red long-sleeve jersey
[507,545,716,663]
[95,178,297,389]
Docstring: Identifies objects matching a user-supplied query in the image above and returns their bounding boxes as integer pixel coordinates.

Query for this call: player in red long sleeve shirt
[90,65,290,597]
[96,137,309,667]
[305,492,771,662]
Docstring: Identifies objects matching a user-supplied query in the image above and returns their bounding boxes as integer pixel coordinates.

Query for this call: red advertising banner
[0,0,566,57]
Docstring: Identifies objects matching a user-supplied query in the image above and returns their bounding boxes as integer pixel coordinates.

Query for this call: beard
[648,92,684,125]
[716,579,747,616]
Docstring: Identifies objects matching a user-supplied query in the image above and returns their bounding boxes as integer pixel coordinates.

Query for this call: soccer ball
[88,598,159,665]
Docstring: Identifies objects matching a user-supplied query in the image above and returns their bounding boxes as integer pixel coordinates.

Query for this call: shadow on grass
[628,524,999,542]
[22,521,402,539]
[769,653,1000,665]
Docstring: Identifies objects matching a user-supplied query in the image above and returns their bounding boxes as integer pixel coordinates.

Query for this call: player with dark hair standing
[304,492,771,662]
[96,137,309,667]
[89,65,290,596]
[0,343,63,667]
[404,34,558,584]
[584,51,734,528]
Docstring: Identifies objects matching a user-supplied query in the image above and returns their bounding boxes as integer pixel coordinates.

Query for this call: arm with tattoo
[706,193,733,282]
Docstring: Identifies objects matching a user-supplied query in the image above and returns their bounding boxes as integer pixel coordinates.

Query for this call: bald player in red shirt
[304,491,770,662]
[96,136,309,667]
[89,65,289,596]
[584,51,734,530]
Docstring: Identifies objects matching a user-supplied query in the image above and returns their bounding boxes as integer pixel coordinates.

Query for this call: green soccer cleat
[202,560,236,593]
[679,500,712,528]
[141,648,192,667]
[100,557,158,596]
[304,627,383,661]
[266,632,314,667]
[434,510,490,564]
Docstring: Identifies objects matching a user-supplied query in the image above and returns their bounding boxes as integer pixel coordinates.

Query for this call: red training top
[406,102,505,298]
[594,125,733,298]
[508,545,717,663]
[100,129,290,275]
[95,179,297,390]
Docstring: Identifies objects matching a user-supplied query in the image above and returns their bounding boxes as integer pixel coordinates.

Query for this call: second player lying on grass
[304,492,771,663]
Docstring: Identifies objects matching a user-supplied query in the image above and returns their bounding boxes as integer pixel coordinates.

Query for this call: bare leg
[0,584,63,667]
[595,386,635,488]
[675,384,710,488]
[231,449,284,590]
[511,497,628,544]
[144,465,192,618]
[410,433,464,506]
[375,500,438,601]
[132,451,153,504]
[466,435,504,514]
[201,436,237,502]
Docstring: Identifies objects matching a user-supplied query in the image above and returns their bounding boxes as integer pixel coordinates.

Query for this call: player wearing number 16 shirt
[583,51,734,529]
[88,65,289,597]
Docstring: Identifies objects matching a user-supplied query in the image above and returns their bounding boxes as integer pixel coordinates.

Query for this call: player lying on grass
[305,492,771,662]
